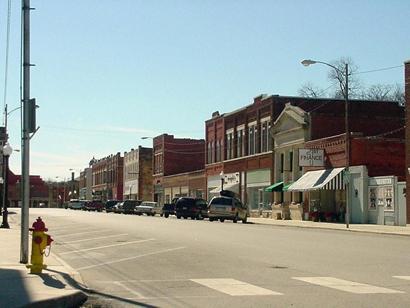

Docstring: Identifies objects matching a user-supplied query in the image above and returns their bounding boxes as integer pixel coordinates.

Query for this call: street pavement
[0,210,87,308]
[3,208,410,307]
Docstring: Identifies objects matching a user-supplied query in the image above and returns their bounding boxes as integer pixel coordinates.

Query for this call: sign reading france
[298,149,324,167]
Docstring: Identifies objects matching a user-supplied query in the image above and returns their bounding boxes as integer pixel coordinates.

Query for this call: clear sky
[0,0,409,181]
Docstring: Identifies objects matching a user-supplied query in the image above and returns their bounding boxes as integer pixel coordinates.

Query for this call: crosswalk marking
[190,278,282,296]
[393,276,410,281]
[293,277,403,294]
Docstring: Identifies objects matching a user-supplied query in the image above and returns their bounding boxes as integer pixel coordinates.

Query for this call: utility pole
[20,0,31,264]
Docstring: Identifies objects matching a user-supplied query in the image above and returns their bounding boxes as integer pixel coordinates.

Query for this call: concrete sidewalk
[0,212,87,308]
[249,216,410,236]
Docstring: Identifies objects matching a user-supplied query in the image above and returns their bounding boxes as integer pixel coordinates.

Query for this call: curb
[24,291,88,308]
[248,219,410,237]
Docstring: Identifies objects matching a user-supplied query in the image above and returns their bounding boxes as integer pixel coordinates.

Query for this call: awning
[210,183,239,194]
[282,182,294,192]
[287,167,345,192]
[264,182,283,192]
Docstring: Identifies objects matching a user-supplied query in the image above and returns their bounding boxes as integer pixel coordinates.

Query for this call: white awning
[287,167,345,192]
[210,183,239,194]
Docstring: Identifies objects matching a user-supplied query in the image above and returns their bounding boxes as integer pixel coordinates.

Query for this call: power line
[353,65,404,75]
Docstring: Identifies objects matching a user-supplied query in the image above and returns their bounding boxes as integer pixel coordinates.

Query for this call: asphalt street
[21,208,410,308]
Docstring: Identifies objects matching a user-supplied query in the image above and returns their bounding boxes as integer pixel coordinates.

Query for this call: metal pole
[345,63,350,229]
[1,154,10,228]
[20,0,30,263]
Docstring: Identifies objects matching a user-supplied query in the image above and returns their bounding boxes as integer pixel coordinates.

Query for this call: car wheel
[209,218,214,222]
[160,213,163,217]
[165,213,169,218]
[177,215,181,219]
[220,218,224,223]
[183,216,188,219]
[233,215,238,223]
[242,215,247,224]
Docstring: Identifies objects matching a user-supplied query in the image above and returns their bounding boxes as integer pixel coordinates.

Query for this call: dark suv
[175,197,208,220]
[105,200,120,213]
[162,198,179,218]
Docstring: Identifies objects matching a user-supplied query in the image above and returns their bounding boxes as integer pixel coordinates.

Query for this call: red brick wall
[405,61,410,223]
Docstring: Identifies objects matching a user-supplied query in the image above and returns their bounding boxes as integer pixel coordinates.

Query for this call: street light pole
[220,171,224,191]
[301,59,350,228]
[1,143,13,228]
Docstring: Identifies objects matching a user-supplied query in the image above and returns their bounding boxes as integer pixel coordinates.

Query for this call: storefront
[208,172,240,200]
[246,169,271,212]
[287,167,346,221]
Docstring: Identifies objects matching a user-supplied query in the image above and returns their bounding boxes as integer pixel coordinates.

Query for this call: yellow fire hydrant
[26,217,53,274]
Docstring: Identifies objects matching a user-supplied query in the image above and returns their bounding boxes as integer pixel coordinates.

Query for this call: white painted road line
[191,278,282,296]
[62,233,129,244]
[59,238,155,255]
[114,281,145,299]
[293,277,404,294]
[393,276,410,281]
[55,229,107,237]
[76,246,185,271]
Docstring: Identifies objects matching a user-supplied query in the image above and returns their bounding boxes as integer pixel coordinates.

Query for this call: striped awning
[287,167,345,192]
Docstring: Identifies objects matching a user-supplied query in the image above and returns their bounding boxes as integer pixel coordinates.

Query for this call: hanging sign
[298,149,324,167]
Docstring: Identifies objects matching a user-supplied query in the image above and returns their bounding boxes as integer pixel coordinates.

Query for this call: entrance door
[258,189,264,213]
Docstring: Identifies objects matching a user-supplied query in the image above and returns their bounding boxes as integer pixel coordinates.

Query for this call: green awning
[282,182,294,192]
[265,181,283,192]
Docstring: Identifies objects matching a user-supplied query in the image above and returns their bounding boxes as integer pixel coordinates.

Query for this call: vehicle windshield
[210,197,232,206]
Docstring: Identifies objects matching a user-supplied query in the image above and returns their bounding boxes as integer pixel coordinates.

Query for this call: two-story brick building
[91,153,124,201]
[206,94,404,213]
[152,134,205,205]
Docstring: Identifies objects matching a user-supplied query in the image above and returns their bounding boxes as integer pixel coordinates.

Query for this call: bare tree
[360,84,392,101]
[390,83,405,106]
[328,57,361,99]
[297,82,323,98]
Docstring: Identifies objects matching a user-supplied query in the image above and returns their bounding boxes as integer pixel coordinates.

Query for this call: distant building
[79,167,92,200]
[152,134,205,205]
[91,153,124,201]
[123,146,153,201]
[8,171,49,207]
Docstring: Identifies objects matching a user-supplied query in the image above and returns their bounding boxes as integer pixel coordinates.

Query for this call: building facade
[405,60,410,223]
[205,94,405,213]
[152,134,205,205]
[79,167,92,200]
[91,153,124,201]
[162,169,206,203]
[123,146,153,201]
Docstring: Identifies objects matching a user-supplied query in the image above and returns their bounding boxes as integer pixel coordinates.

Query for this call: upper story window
[154,153,163,174]
[207,142,212,164]
[216,140,222,162]
[248,123,257,155]
[237,127,244,158]
[261,119,271,153]
[226,130,234,160]
[289,151,293,172]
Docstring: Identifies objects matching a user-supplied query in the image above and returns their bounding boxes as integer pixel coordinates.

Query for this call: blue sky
[0,0,409,180]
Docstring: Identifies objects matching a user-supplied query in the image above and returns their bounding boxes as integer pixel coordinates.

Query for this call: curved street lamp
[1,143,13,228]
[301,58,350,228]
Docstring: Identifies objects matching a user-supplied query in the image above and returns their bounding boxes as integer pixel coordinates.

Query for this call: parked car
[135,201,162,216]
[175,197,208,220]
[113,202,123,213]
[105,200,120,213]
[117,200,141,214]
[68,199,84,210]
[162,198,179,218]
[208,191,248,223]
[84,200,104,212]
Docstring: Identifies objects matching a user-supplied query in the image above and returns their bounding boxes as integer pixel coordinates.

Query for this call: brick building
[8,171,49,207]
[123,146,153,201]
[405,60,410,223]
[206,94,404,211]
[79,167,92,201]
[152,134,205,205]
[91,153,124,201]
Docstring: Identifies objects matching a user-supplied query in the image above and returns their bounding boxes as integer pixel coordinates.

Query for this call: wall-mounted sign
[224,172,240,185]
[298,149,324,167]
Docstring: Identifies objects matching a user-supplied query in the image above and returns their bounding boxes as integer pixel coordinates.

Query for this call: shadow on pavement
[39,273,66,289]
[47,268,157,308]
[0,268,30,307]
